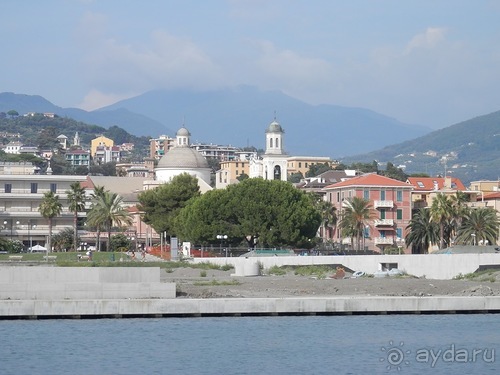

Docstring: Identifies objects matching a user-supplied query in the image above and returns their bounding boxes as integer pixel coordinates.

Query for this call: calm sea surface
[1,314,499,375]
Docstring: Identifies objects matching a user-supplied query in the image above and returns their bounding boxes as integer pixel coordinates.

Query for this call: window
[364,226,370,238]
[50,183,57,193]
[417,181,425,188]
[299,162,302,168]
[276,138,279,148]
[336,192,340,202]
[380,190,386,200]
[397,190,403,202]
[363,189,369,200]
[235,163,239,168]
[4,184,12,193]
[380,209,386,219]
[270,138,273,148]
[31,183,38,194]
[397,209,403,220]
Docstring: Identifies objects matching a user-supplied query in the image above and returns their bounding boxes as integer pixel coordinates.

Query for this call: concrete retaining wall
[0,267,175,300]
[1,296,499,318]
[192,253,500,280]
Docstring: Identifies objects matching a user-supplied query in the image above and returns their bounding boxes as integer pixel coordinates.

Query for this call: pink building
[323,173,413,253]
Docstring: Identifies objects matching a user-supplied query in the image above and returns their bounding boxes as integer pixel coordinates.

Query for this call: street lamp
[3,219,19,240]
[217,234,228,257]
[471,233,476,246]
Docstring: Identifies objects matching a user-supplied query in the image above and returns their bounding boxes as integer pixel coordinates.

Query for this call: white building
[249,118,288,181]
[0,174,87,250]
[154,127,212,192]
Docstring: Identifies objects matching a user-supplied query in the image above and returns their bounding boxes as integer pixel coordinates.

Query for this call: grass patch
[268,265,287,276]
[453,269,498,282]
[193,279,241,286]
[200,270,207,277]
[292,265,334,278]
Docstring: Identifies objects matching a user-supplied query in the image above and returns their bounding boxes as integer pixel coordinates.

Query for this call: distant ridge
[342,110,500,184]
[98,85,431,157]
[1,88,430,157]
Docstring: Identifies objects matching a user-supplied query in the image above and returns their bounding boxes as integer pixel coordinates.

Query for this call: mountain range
[0,87,430,158]
[1,89,499,184]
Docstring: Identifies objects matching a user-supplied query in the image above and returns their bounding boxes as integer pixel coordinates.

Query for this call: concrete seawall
[1,296,500,319]
[2,266,500,319]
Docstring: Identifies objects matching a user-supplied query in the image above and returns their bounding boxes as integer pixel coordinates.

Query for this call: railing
[374,200,394,208]
[374,237,394,245]
[374,219,394,227]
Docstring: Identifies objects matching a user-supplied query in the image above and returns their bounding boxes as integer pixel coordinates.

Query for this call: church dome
[157,147,209,169]
[176,127,191,137]
[266,120,284,133]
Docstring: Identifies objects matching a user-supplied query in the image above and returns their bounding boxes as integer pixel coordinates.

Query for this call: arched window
[273,165,281,180]
[276,138,279,148]
[269,138,273,148]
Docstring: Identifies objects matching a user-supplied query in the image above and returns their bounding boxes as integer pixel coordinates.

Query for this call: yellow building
[90,136,114,157]
[216,160,251,189]
[287,156,337,177]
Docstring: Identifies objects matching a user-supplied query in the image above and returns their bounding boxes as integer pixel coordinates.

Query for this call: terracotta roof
[324,173,411,189]
[483,192,500,200]
[407,177,466,191]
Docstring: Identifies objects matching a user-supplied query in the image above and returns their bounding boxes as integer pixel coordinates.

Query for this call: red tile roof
[324,173,411,189]
[483,192,500,200]
[407,177,466,191]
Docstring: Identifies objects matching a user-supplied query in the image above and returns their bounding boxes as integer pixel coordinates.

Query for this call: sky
[2,0,500,129]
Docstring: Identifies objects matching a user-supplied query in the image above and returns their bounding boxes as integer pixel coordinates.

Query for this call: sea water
[1,314,499,375]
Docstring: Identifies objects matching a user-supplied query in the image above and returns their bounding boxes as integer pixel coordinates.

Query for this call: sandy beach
[163,267,500,299]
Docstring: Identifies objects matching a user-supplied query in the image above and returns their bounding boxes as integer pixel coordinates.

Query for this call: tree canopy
[137,173,201,236]
[175,178,322,249]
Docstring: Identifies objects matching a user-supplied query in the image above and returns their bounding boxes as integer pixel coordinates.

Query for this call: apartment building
[287,156,338,177]
[323,173,413,253]
[0,175,87,250]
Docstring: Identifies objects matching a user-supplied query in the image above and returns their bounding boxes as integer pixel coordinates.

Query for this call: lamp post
[217,234,228,257]
[3,219,19,241]
[471,233,476,246]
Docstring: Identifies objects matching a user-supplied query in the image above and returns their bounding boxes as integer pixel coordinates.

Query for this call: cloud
[404,27,447,54]
[249,40,336,102]
[78,89,135,111]
[76,13,225,99]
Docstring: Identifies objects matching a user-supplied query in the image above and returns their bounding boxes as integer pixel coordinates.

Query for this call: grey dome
[157,147,209,169]
[265,120,284,133]
[176,127,191,137]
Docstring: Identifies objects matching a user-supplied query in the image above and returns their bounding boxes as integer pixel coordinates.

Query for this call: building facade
[324,173,413,253]
[90,135,114,157]
[0,175,87,250]
[287,156,338,177]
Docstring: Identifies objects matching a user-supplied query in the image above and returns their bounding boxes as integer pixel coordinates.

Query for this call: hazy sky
[2,0,499,128]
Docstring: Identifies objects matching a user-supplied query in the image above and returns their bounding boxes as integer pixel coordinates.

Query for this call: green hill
[342,110,500,184]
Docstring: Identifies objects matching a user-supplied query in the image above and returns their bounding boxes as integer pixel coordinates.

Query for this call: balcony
[374,200,394,209]
[374,237,394,245]
[374,219,394,227]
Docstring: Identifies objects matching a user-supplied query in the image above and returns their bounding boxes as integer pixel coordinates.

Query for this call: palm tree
[311,194,337,242]
[405,208,439,253]
[338,196,373,251]
[66,182,86,252]
[430,193,454,249]
[449,191,470,243]
[89,185,106,252]
[87,191,132,251]
[38,191,63,253]
[455,207,500,246]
